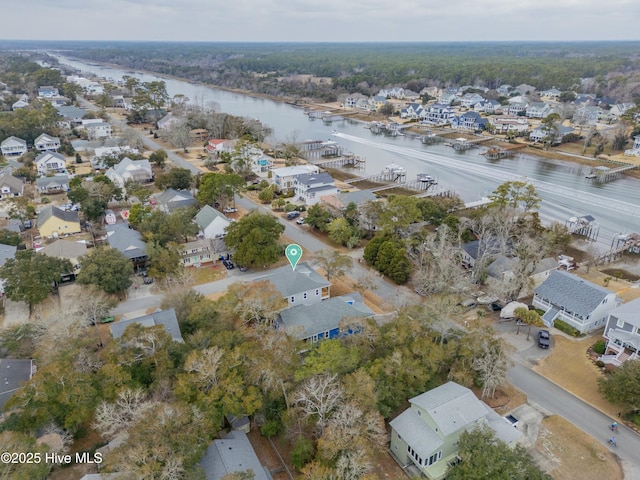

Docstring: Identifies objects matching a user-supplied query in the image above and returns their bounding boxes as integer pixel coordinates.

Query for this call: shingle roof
[55,106,87,119]
[105,223,147,259]
[37,205,79,226]
[194,205,228,230]
[36,174,69,189]
[155,188,196,211]
[277,293,374,339]
[603,297,640,328]
[40,239,88,261]
[1,136,27,148]
[199,430,271,480]
[0,243,17,267]
[389,409,444,460]
[110,308,183,343]
[0,170,24,193]
[295,172,334,186]
[534,270,612,317]
[254,262,330,298]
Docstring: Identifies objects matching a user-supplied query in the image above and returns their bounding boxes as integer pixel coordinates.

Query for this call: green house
[389,382,521,480]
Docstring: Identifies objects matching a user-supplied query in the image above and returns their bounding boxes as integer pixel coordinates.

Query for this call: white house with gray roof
[194,205,231,240]
[154,188,197,213]
[276,292,374,344]
[270,164,320,192]
[294,172,338,206]
[390,382,521,480]
[1,136,27,157]
[35,151,66,175]
[105,157,153,188]
[600,298,640,366]
[533,270,621,333]
[110,308,183,343]
[253,262,330,306]
[34,133,61,152]
[36,174,70,194]
[199,430,271,480]
[0,169,24,198]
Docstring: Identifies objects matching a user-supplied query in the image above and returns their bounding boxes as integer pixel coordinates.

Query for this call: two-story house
[181,238,216,267]
[110,308,183,343]
[1,136,28,157]
[533,270,621,333]
[254,262,330,306]
[459,93,485,109]
[154,188,197,213]
[35,152,66,175]
[82,119,112,139]
[539,88,563,101]
[473,99,502,114]
[0,169,24,199]
[488,116,529,134]
[106,223,148,271]
[450,111,488,131]
[573,106,603,126]
[34,133,61,152]
[37,86,59,98]
[390,382,521,480]
[421,104,456,125]
[600,298,640,367]
[526,102,552,119]
[271,165,320,192]
[294,172,338,206]
[37,206,81,238]
[194,205,232,240]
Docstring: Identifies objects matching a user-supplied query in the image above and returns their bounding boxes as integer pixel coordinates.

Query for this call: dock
[587,164,638,183]
[482,144,526,159]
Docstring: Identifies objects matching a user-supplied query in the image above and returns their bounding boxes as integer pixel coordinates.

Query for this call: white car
[223,207,238,213]
[296,217,305,225]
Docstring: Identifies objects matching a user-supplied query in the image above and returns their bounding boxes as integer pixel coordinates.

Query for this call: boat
[444,142,454,147]
[585,173,597,179]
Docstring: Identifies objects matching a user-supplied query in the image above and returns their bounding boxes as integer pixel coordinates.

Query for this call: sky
[2,0,640,43]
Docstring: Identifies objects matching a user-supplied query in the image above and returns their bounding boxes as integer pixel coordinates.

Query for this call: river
[53,54,640,251]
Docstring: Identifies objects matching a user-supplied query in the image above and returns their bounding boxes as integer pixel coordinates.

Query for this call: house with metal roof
[600,298,640,367]
[105,223,148,269]
[253,262,330,306]
[110,308,183,343]
[390,382,521,480]
[199,430,272,480]
[533,270,621,333]
[194,205,231,240]
[276,292,374,344]
[37,206,81,238]
[1,136,27,157]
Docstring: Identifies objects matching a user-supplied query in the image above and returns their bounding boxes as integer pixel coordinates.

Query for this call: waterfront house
[271,164,320,192]
[421,104,456,125]
[533,270,621,333]
[488,116,529,134]
[451,111,487,131]
[573,106,603,126]
[294,172,338,206]
[526,102,552,119]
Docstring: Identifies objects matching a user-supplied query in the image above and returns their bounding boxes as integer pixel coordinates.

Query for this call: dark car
[143,276,154,285]
[287,211,300,220]
[488,302,504,312]
[223,259,235,270]
[538,329,551,349]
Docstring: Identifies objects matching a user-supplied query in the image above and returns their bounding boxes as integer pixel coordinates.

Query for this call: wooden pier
[587,164,638,184]
[566,215,600,241]
[312,154,366,170]
[482,144,526,160]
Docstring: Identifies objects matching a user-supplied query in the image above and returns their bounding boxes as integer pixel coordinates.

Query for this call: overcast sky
[3,0,639,42]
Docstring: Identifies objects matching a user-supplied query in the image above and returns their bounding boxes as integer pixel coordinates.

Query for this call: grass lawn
[190,264,227,285]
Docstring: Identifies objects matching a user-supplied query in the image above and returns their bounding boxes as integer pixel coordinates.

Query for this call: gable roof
[35,151,66,166]
[254,262,330,298]
[199,430,271,480]
[39,239,88,261]
[0,170,24,193]
[390,408,444,460]
[36,174,69,189]
[110,308,183,343]
[194,205,229,229]
[0,243,17,267]
[105,223,147,259]
[0,359,33,410]
[155,188,197,211]
[535,270,613,317]
[37,205,79,226]
[55,105,88,120]
[1,136,27,148]
[34,133,60,145]
[277,293,374,339]
[606,298,640,328]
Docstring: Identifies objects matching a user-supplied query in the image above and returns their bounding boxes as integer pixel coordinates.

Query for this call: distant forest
[9,41,640,103]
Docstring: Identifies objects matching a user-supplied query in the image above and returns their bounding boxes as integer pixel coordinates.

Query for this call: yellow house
[37,206,81,238]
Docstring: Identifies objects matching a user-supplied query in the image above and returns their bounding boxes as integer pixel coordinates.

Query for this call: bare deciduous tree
[294,373,344,436]
[472,338,510,399]
[313,249,353,281]
[183,346,225,391]
[93,388,156,438]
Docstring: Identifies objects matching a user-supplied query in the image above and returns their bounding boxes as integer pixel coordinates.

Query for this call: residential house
[533,270,621,333]
[574,94,598,106]
[181,238,216,267]
[294,172,338,206]
[1,136,27,157]
[496,84,512,96]
[12,99,29,110]
[526,102,552,119]
[251,152,274,174]
[112,95,127,108]
[194,205,231,239]
[390,382,521,480]
[437,92,458,105]
[254,261,330,306]
[378,87,406,99]
[271,165,320,192]
[39,239,88,268]
[506,101,529,116]
[421,104,456,125]
[539,88,563,100]
[343,93,368,108]
[0,169,24,198]
[105,157,153,188]
[35,151,66,175]
[625,135,640,157]
[600,298,640,366]
[91,145,139,170]
[573,106,603,126]
[110,308,183,343]
[0,359,34,410]
[403,90,421,101]
[529,125,575,144]
[474,99,502,114]
[460,93,485,109]
[36,174,70,194]
[608,103,636,119]
[0,243,17,294]
[157,112,183,131]
[34,133,61,152]
[85,121,112,140]
[199,430,271,480]
[368,95,388,110]
[420,86,442,99]
[37,206,81,238]
[451,111,487,131]
[205,138,233,155]
[37,86,59,98]
[154,188,197,213]
[105,223,148,270]
[55,105,87,127]
[513,84,536,95]
[488,116,529,134]
[530,257,560,287]
[401,103,425,120]
[276,292,374,344]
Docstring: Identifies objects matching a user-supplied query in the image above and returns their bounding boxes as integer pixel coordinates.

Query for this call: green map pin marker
[285,244,303,270]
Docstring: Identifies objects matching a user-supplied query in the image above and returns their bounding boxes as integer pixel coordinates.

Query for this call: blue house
[451,111,487,131]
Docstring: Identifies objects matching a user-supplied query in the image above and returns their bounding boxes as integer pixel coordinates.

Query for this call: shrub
[260,418,283,438]
[593,340,606,354]
[291,437,315,470]
[595,360,605,368]
[554,319,581,337]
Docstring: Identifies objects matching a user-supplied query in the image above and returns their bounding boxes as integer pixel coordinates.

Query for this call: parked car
[488,302,504,312]
[237,265,248,272]
[459,298,477,309]
[143,276,153,285]
[538,329,551,349]
[287,211,300,220]
[223,207,238,213]
[296,217,305,224]
[223,259,235,270]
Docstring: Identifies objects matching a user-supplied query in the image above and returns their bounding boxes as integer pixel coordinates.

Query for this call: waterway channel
[53,54,640,251]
